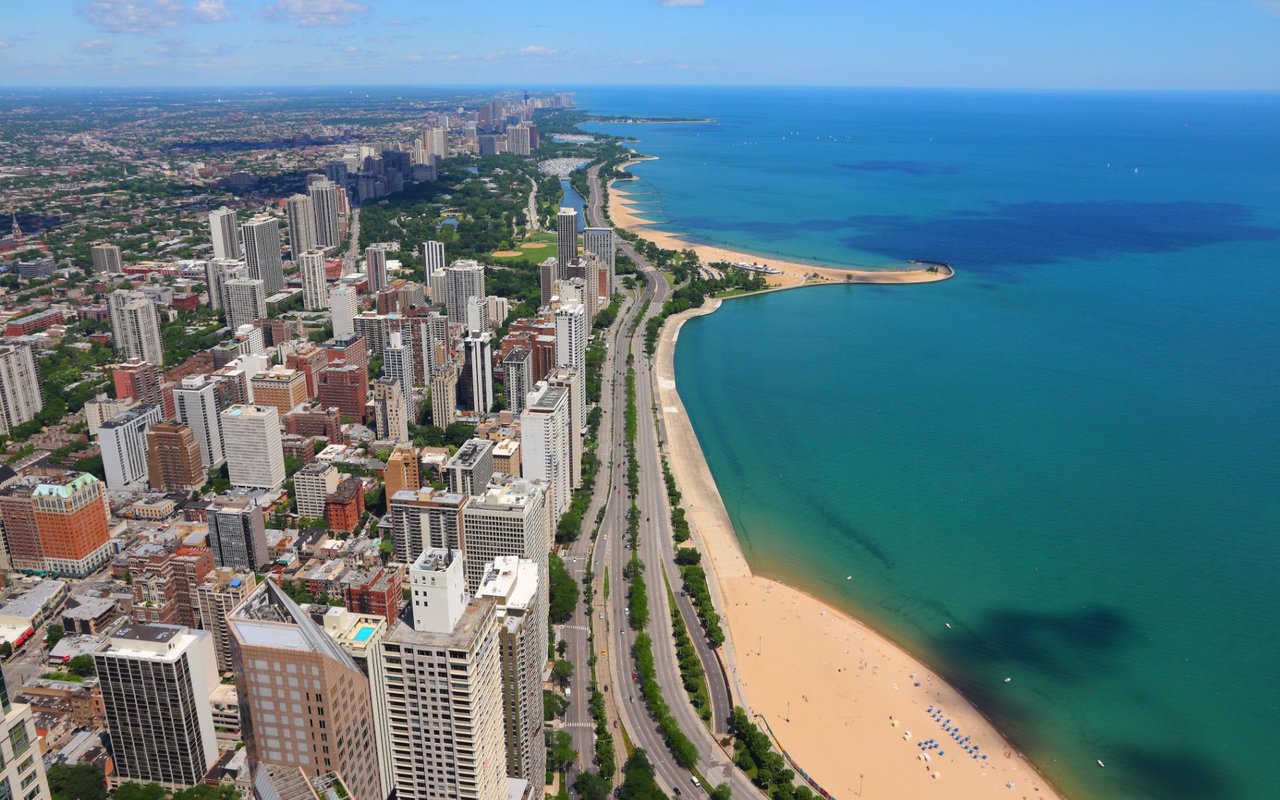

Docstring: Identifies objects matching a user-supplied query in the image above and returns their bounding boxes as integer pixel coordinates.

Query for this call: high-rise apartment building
[204,257,246,312]
[506,124,532,156]
[546,368,583,489]
[372,378,409,443]
[241,215,285,295]
[173,375,225,468]
[539,257,557,308]
[554,299,587,476]
[423,240,445,278]
[475,557,545,786]
[421,127,448,160]
[96,624,219,789]
[430,360,458,429]
[294,460,339,521]
[146,423,206,492]
[583,227,615,301]
[309,179,341,249]
[112,358,162,407]
[209,207,241,260]
[250,366,308,416]
[444,261,486,326]
[383,331,413,399]
[228,581,384,800]
[286,193,318,256]
[207,495,270,572]
[520,382,570,520]
[384,444,420,501]
[0,670,51,800]
[224,278,267,331]
[108,290,165,366]
[316,364,367,421]
[364,243,390,292]
[387,488,465,563]
[195,568,256,672]
[502,348,533,417]
[300,249,328,310]
[329,285,358,340]
[91,242,123,273]
[446,439,495,497]
[460,480,549,603]
[556,207,578,270]
[220,404,285,491]
[98,403,163,492]
[0,471,112,576]
[0,344,43,438]
[372,549,506,800]
[460,330,494,414]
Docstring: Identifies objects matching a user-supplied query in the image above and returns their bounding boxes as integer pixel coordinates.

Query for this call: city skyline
[0,0,1276,89]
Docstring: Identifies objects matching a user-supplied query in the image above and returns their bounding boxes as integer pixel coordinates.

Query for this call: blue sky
[1,0,1278,89]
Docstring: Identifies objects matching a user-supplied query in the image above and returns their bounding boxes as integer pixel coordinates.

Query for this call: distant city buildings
[286,193,317,256]
[108,290,165,366]
[0,344,43,437]
[91,242,123,273]
[556,206,578,268]
[309,178,341,250]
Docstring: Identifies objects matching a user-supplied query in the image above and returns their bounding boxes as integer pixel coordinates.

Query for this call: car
[674,790,682,797]
[629,695,635,703]
[690,777,701,789]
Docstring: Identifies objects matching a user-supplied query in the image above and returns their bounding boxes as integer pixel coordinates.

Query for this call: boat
[1097,760,1105,768]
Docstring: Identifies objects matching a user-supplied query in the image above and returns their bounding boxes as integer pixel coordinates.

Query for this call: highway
[554,163,767,800]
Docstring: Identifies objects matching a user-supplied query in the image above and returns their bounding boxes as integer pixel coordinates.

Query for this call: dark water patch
[842,201,1280,270]
[1109,743,1235,800]
[805,495,895,569]
[839,160,961,176]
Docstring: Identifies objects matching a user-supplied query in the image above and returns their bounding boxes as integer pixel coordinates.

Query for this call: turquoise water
[580,88,1280,800]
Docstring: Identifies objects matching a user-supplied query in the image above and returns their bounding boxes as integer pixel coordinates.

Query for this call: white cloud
[660,0,706,7]
[404,53,424,63]
[0,40,8,49]
[520,45,559,56]
[83,0,186,34]
[261,0,369,27]
[79,38,114,51]
[193,0,232,22]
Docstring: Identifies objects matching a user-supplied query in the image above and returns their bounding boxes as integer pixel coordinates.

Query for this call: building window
[7,726,29,759]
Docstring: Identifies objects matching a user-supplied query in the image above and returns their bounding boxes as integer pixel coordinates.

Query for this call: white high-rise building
[444,260,486,326]
[224,278,266,331]
[502,348,533,417]
[372,377,410,443]
[0,671,51,799]
[365,243,390,292]
[547,367,583,489]
[98,404,163,492]
[556,207,577,270]
[299,248,328,310]
[506,124,531,156]
[584,227,615,302]
[372,549,507,800]
[520,382,571,519]
[309,179,341,249]
[108,290,165,366]
[209,207,240,260]
[241,215,285,295]
[462,330,494,414]
[91,242,123,273]
[204,258,246,312]
[294,461,340,520]
[285,193,317,256]
[329,284,358,340]
[220,404,285,490]
[461,481,549,606]
[555,298,587,463]
[173,375,224,468]
[421,127,448,160]
[95,624,219,789]
[423,240,445,277]
[0,344,44,438]
[429,267,449,309]
[476,557,545,786]
[383,331,413,400]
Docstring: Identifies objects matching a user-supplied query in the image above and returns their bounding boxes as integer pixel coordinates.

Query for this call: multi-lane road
[553,164,766,800]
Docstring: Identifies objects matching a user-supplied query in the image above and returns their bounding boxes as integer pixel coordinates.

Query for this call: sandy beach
[608,158,952,288]
[627,156,1066,798]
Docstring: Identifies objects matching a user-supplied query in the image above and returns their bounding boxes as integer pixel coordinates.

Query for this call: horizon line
[1,83,1279,94]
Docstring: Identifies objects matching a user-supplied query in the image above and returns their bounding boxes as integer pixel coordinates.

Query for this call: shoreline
[628,164,1067,798]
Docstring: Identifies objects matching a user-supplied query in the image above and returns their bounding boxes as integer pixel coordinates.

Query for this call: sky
[0,0,1278,89]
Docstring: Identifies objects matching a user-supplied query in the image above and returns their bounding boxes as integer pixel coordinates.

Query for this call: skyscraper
[0,670,51,799]
[108,290,165,366]
[372,378,410,443]
[423,240,445,277]
[229,581,384,800]
[206,495,270,572]
[173,375,225,468]
[300,249,328,310]
[444,260,486,326]
[195,568,256,672]
[383,331,413,399]
[286,193,317,256]
[372,549,507,800]
[539,257,557,308]
[95,624,219,789]
[91,242,123,273]
[555,299,587,468]
[384,444,420,501]
[502,348,533,417]
[364,243,390,292]
[220,405,285,490]
[460,330,494,414]
[294,461,340,520]
[98,404,163,492]
[583,226,615,301]
[445,439,494,498]
[460,480,549,602]
[329,285,358,340]
[204,257,246,312]
[241,215,285,295]
[224,278,267,330]
[547,367,583,489]
[431,360,458,429]
[506,124,532,156]
[209,207,241,260]
[0,344,43,437]
[387,488,465,563]
[520,382,570,519]
[475,557,545,786]
[556,207,578,270]
[112,358,163,407]
[421,127,448,160]
[309,179,341,249]
[146,423,206,493]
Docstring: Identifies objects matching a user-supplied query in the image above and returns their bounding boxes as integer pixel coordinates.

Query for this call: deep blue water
[579,87,1280,800]
[560,179,587,230]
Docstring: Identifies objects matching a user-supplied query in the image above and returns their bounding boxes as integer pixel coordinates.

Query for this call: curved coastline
[626,172,1067,799]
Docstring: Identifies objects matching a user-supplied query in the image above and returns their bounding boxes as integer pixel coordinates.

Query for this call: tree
[47,763,107,800]
[711,784,732,800]
[68,654,97,677]
[0,641,11,659]
[45,623,65,648]
[113,784,167,800]
[552,659,574,687]
[575,771,613,800]
[548,553,578,624]
[618,749,667,800]
[544,689,569,721]
[548,729,576,773]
